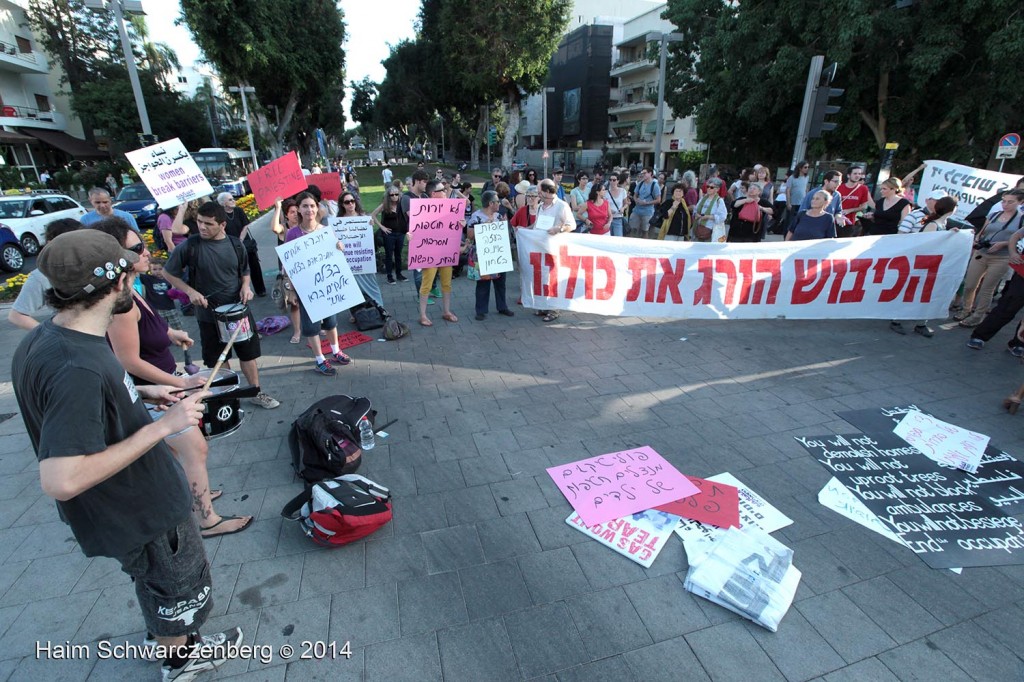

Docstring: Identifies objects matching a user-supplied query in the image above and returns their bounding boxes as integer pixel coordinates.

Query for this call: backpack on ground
[351,299,387,331]
[383,318,410,340]
[281,474,393,546]
[289,394,376,484]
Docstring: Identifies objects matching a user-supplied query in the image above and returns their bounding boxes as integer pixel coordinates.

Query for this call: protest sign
[566,509,680,568]
[124,138,213,210]
[516,228,971,320]
[546,446,698,527]
[307,172,343,201]
[797,432,1024,569]
[916,160,1019,220]
[330,216,376,274]
[674,472,793,548]
[407,199,465,269]
[893,410,988,473]
[657,475,740,529]
[248,152,307,210]
[535,215,555,233]
[275,228,362,322]
[472,220,514,276]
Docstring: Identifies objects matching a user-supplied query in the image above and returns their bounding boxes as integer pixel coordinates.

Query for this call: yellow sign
[884,142,899,150]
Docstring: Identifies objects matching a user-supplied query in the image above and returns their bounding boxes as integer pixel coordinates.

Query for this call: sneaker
[141,632,159,661]
[250,391,281,409]
[430,288,441,298]
[1011,346,1024,359]
[332,351,352,366]
[967,338,985,350]
[387,276,396,284]
[314,360,337,376]
[914,325,934,338]
[889,321,906,335]
[396,274,408,282]
[161,627,243,682]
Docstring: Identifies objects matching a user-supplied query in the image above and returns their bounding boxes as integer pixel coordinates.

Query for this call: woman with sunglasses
[370,187,407,284]
[272,198,303,341]
[338,191,385,310]
[101,219,253,538]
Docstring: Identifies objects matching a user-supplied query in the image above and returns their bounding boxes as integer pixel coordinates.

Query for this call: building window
[178,76,188,84]
[34,94,49,112]
[15,36,31,53]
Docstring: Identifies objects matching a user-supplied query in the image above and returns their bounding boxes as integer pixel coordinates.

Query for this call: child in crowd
[141,257,185,331]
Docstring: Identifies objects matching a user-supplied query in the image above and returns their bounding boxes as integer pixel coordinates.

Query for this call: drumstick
[202,321,245,392]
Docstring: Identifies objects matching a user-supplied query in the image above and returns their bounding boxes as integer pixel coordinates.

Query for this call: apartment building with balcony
[0,0,104,183]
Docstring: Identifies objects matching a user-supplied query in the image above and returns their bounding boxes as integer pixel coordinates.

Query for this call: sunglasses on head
[128,242,146,254]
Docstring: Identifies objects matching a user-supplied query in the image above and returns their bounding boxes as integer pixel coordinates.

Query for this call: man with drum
[162,202,280,409]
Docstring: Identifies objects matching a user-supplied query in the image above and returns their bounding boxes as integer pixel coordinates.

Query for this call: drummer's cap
[38,230,139,301]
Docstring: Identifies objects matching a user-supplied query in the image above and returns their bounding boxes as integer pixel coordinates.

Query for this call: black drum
[194,369,246,440]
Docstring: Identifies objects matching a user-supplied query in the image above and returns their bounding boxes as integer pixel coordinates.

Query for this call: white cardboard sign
[125,137,214,210]
[275,228,362,322]
[330,216,377,274]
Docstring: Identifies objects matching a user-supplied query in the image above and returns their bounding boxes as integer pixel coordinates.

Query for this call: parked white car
[0,193,87,256]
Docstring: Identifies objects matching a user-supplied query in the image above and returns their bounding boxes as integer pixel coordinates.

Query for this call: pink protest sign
[407,198,465,269]
[307,172,342,201]
[546,446,699,527]
[248,152,307,210]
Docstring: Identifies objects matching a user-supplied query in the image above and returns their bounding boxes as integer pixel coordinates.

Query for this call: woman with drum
[99,218,253,538]
[285,192,352,376]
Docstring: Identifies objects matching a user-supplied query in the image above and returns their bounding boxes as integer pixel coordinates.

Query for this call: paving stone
[796,591,897,664]
[421,524,486,574]
[503,602,589,679]
[490,478,550,516]
[841,576,943,645]
[212,517,283,567]
[414,460,466,494]
[556,655,636,682]
[251,596,331,670]
[622,574,710,642]
[476,513,543,561]
[9,654,96,681]
[444,484,501,525]
[228,554,304,613]
[437,617,520,682]
[876,639,973,681]
[925,620,1024,681]
[745,609,846,681]
[391,492,448,535]
[822,657,900,682]
[973,603,1024,659]
[685,620,786,682]
[298,544,365,599]
[460,453,512,487]
[364,631,441,682]
[329,582,399,649]
[885,565,989,626]
[565,587,653,659]
[7,519,77,561]
[284,648,363,681]
[569,540,647,590]
[0,552,89,607]
[0,591,99,660]
[458,559,533,621]
[363,533,427,586]
[622,636,709,682]
[517,547,591,605]
[397,571,468,635]
[790,536,862,594]
[73,582,142,643]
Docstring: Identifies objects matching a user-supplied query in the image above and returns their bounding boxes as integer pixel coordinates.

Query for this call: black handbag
[352,301,386,331]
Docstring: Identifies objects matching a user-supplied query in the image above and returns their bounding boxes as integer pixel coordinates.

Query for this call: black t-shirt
[224,209,250,241]
[165,236,249,323]
[140,273,175,311]
[12,322,191,558]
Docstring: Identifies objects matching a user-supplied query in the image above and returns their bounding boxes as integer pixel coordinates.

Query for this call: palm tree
[128,15,180,79]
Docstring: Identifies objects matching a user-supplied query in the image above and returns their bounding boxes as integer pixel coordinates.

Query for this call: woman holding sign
[286,192,352,376]
[337,191,385,309]
[467,191,515,321]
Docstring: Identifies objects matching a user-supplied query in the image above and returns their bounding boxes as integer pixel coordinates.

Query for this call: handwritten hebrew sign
[330,216,376,274]
[472,220,514,276]
[249,152,307,210]
[656,475,740,529]
[893,410,988,474]
[125,138,213,210]
[407,198,464,269]
[546,446,698,527]
[275,228,362,322]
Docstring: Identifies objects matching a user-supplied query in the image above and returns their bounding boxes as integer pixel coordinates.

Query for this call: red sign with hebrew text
[248,152,307,210]
[656,476,740,529]
[307,172,343,201]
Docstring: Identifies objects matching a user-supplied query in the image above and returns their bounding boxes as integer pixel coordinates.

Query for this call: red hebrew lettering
[655,258,686,304]
[839,258,872,303]
[545,254,558,297]
[530,252,543,295]
[880,256,911,303]
[595,256,616,300]
[529,252,559,297]
[752,259,782,304]
[792,259,833,304]
[913,255,942,302]
[827,259,849,304]
[715,259,738,305]
[559,246,589,299]
[693,259,714,305]
[738,259,754,304]
[626,257,657,302]
[871,257,890,284]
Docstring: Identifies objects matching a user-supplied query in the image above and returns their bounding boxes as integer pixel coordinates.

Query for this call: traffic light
[809,62,843,138]
[487,126,497,145]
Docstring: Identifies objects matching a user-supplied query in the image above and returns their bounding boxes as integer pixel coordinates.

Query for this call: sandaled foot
[419,318,433,327]
[1004,396,1022,414]
[542,312,559,322]
[442,312,458,323]
[289,335,301,344]
[201,514,253,538]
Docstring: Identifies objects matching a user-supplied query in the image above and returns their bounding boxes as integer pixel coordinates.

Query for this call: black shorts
[198,309,261,367]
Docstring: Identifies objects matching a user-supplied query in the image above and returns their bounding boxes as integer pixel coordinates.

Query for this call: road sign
[997,133,1020,160]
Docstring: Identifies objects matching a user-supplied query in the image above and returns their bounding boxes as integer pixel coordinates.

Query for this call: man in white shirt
[535,179,575,233]
[381,164,393,186]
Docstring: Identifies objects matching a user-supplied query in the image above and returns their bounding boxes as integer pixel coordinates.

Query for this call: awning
[17,128,108,158]
[644,120,675,134]
[610,120,641,130]
[0,130,38,144]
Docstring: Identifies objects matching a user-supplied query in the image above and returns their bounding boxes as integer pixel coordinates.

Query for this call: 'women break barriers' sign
[516,229,972,320]
[407,199,465,269]
[125,137,213,210]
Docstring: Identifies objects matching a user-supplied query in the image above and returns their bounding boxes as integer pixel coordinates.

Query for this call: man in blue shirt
[80,187,140,231]
[551,168,566,200]
[798,170,847,228]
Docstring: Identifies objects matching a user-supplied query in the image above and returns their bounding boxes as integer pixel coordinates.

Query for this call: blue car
[113,183,161,229]
[0,225,26,272]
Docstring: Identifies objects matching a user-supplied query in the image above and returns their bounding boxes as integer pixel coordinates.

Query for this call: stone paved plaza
[1,234,1023,681]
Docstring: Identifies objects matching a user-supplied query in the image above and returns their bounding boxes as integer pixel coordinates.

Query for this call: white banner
[330,216,377,274]
[275,228,363,322]
[516,230,973,320]
[474,220,514,276]
[917,160,1019,219]
[125,137,214,210]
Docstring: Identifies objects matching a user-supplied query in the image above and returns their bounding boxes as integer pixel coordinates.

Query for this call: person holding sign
[532,180,577,322]
[416,180,460,327]
[467,191,514,321]
[370,187,405,284]
[337,191,384,308]
[286,193,352,376]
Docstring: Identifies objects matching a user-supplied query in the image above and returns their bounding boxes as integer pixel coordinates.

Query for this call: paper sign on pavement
[657,475,740,529]
[565,509,680,568]
[546,446,698,527]
[473,220,514,276]
[674,472,793,547]
[894,409,988,473]
[125,138,213,210]
[330,216,376,274]
[275,228,362,322]
[249,152,308,210]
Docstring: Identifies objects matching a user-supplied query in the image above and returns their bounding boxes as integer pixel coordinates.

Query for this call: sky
[141,0,419,129]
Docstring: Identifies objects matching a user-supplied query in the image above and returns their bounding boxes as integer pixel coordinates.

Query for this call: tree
[180,0,346,157]
[350,77,377,127]
[662,0,1024,169]
[129,15,180,79]
[437,0,570,168]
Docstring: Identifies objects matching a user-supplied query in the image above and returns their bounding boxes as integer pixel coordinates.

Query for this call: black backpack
[289,395,376,484]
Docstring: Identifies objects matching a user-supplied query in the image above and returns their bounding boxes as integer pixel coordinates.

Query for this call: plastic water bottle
[358,417,375,450]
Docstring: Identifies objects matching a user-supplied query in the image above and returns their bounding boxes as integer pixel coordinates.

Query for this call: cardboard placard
[275,228,362,322]
[546,446,698,527]
[249,152,307,210]
[566,509,680,568]
[472,220,514,276]
[656,475,740,529]
[893,409,988,473]
[407,199,464,269]
[124,138,213,210]
[674,472,793,548]
[307,172,343,201]
[330,216,376,274]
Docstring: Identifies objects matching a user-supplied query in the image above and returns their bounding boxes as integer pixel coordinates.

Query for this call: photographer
[958,189,1024,328]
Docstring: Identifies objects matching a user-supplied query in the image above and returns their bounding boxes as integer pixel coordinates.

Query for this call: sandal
[289,335,301,344]
[542,312,559,322]
[419,318,433,327]
[210,489,223,502]
[200,514,253,538]
[442,312,458,323]
[1004,396,1022,415]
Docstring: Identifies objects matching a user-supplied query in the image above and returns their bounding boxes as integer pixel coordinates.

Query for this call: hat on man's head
[926,189,948,201]
[515,180,531,194]
[37,230,139,301]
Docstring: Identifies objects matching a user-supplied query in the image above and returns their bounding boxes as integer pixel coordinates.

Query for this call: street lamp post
[229,85,259,170]
[542,86,555,178]
[647,31,683,174]
[84,0,152,139]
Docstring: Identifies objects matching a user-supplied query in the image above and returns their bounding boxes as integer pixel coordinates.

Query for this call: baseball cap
[38,230,139,301]
[926,189,948,201]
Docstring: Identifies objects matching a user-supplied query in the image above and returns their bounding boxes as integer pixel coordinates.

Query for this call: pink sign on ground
[407,198,465,269]
[546,446,699,527]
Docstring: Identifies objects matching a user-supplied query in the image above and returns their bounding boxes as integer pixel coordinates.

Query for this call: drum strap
[184,235,247,293]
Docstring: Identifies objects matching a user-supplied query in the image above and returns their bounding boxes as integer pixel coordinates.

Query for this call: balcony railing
[0,105,66,129]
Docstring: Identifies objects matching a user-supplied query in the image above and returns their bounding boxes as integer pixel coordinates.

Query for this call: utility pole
[648,31,683,174]
[486,104,491,171]
[85,0,151,140]
[542,87,555,178]
[229,84,259,170]
[791,56,824,171]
